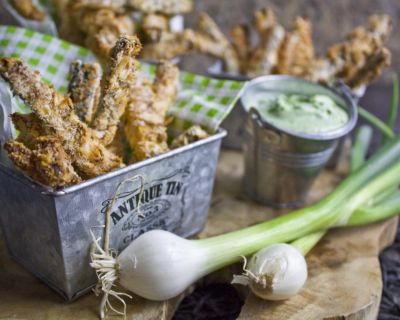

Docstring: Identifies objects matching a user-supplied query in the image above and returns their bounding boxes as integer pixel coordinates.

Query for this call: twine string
[90,174,145,319]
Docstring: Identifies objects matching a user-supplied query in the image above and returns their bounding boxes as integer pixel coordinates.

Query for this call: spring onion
[384,75,399,137]
[350,125,373,172]
[358,106,395,139]
[231,244,308,300]
[347,191,400,226]
[230,189,400,302]
[91,137,400,319]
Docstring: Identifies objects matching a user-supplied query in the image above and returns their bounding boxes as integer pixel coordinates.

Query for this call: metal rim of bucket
[240,75,358,141]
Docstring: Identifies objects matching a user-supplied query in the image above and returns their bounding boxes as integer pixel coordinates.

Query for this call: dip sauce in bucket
[241,75,357,208]
[248,93,349,134]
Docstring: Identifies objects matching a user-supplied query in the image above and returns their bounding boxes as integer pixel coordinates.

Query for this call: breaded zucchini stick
[230,24,251,74]
[53,0,84,44]
[188,30,230,61]
[195,12,240,74]
[275,17,314,77]
[348,14,393,45]
[128,0,193,15]
[346,48,391,89]
[140,29,193,60]
[142,13,170,43]
[73,0,126,11]
[68,60,102,124]
[171,125,209,149]
[83,10,136,60]
[4,136,82,188]
[91,35,142,145]
[10,0,46,21]
[311,15,392,86]
[0,58,122,179]
[11,112,49,149]
[107,123,126,159]
[247,8,285,76]
[71,1,136,61]
[124,61,179,161]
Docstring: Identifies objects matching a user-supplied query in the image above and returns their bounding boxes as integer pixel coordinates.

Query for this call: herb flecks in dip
[256,94,349,134]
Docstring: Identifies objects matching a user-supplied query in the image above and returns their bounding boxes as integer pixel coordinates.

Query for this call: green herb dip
[252,94,349,134]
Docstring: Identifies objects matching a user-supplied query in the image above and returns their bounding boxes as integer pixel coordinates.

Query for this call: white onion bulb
[117,230,207,300]
[232,243,307,300]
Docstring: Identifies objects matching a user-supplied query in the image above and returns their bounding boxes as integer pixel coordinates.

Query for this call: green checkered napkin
[0,26,246,133]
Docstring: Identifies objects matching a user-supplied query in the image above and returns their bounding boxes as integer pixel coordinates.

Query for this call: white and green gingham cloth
[0,26,246,132]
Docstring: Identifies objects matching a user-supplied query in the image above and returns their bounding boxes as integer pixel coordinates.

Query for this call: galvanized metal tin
[0,129,226,300]
[241,76,357,208]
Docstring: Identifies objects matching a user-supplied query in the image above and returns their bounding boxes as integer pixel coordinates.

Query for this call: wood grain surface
[0,150,397,319]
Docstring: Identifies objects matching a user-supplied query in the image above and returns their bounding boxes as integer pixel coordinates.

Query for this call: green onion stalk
[382,75,399,144]
[358,107,395,139]
[291,191,400,255]
[200,137,400,271]
[350,125,373,173]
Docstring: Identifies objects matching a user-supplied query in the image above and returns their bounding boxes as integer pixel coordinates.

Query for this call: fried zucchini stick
[0,58,122,179]
[311,15,392,85]
[68,61,102,124]
[91,35,142,145]
[11,112,49,149]
[230,24,251,74]
[53,0,84,44]
[142,13,170,42]
[10,0,46,21]
[275,17,314,77]
[125,61,179,161]
[4,136,82,188]
[72,1,135,61]
[107,123,126,159]
[128,0,193,15]
[194,12,240,74]
[247,8,285,76]
[346,48,391,89]
[140,29,193,60]
[171,125,208,149]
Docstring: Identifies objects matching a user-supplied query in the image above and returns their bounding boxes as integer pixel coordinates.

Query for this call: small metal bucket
[242,76,357,208]
[0,129,226,300]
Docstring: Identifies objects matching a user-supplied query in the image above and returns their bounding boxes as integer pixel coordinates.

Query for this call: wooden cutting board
[0,150,397,320]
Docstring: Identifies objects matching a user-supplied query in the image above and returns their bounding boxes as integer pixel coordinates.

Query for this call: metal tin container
[0,130,226,300]
[242,76,357,208]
